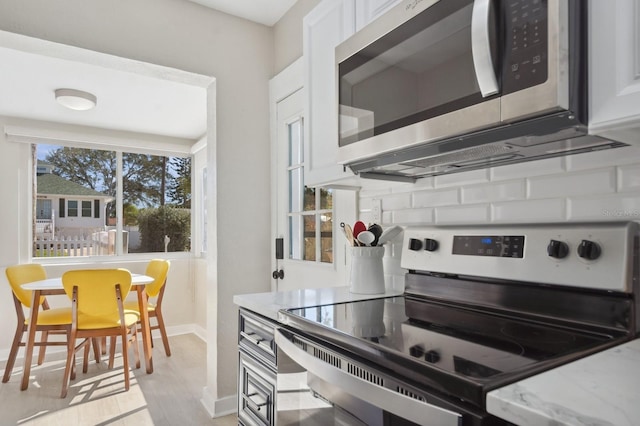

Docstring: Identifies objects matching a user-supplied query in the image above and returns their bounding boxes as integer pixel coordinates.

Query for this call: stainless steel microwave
[336,0,626,181]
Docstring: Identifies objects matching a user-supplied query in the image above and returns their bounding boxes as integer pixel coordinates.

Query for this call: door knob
[272,269,284,279]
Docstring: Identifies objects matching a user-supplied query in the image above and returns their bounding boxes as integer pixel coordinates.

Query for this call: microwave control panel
[502,0,548,95]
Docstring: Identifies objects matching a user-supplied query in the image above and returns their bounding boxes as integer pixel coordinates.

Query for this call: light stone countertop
[486,338,640,426]
[233,286,404,321]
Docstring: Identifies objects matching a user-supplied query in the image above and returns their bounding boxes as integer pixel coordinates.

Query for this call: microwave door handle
[471,0,499,97]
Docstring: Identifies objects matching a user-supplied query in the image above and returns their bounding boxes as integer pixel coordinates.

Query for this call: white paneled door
[273,88,340,291]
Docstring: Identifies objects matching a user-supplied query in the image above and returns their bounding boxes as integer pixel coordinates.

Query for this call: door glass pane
[288,119,303,166]
[304,215,316,261]
[320,188,333,210]
[36,199,52,220]
[320,212,333,263]
[289,168,303,213]
[289,215,303,260]
[338,0,482,146]
[304,187,316,211]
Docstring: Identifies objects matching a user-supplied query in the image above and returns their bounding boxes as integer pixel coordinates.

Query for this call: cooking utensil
[367,224,382,246]
[353,221,367,239]
[377,226,403,245]
[357,230,375,246]
[343,223,356,247]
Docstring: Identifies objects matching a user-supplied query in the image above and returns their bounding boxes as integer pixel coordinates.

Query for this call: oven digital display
[452,235,525,258]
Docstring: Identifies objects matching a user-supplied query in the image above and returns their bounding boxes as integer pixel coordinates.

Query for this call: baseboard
[201,387,237,418]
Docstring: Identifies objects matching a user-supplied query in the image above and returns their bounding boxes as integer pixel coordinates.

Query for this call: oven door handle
[275,328,462,426]
[471,0,499,97]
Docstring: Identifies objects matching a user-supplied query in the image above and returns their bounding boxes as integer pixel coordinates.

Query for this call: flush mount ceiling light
[54,88,97,111]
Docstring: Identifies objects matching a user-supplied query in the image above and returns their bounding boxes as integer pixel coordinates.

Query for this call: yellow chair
[124,259,171,356]
[60,269,140,398]
[3,264,71,384]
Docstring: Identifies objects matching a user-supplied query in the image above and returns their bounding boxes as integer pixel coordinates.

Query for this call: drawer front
[239,309,277,366]
[238,351,276,426]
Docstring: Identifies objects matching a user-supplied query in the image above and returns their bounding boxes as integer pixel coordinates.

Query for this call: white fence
[34,230,128,257]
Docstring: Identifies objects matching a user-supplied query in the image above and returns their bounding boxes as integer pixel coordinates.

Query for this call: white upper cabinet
[303,0,403,187]
[589,0,640,142]
[303,0,357,187]
[355,0,403,31]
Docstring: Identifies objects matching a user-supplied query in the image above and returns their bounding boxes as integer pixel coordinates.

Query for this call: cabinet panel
[239,351,276,426]
[303,0,357,186]
[589,0,640,142]
[239,309,277,367]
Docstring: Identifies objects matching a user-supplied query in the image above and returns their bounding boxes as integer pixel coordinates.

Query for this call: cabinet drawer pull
[244,393,269,411]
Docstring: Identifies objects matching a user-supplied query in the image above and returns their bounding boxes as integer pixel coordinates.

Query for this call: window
[82,200,92,217]
[287,119,333,263]
[33,144,192,258]
[68,200,78,217]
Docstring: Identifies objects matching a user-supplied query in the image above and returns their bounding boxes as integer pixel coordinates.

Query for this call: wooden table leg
[137,286,153,373]
[21,290,41,390]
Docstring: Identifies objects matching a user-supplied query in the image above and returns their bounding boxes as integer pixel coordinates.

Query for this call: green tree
[137,206,191,252]
[168,157,191,208]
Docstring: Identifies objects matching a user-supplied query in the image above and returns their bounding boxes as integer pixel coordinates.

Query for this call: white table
[20,273,155,391]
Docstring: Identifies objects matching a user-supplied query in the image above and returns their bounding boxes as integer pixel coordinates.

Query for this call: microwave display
[338,0,549,147]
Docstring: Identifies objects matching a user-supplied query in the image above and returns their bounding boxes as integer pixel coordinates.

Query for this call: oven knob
[424,238,439,252]
[424,350,440,363]
[547,239,569,259]
[408,238,423,251]
[577,240,601,260]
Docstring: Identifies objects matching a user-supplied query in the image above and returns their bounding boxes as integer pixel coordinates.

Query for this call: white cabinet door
[589,0,640,142]
[355,0,402,31]
[303,0,358,187]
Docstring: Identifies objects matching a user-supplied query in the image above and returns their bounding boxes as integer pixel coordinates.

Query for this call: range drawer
[239,309,277,367]
[238,351,276,426]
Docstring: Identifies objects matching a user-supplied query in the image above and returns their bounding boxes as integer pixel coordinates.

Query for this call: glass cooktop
[285,296,615,383]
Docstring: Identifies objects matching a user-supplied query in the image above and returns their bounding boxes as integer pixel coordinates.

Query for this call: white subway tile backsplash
[492,198,566,223]
[382,211,393,224]
[360,197,373,210]
[565,146,640,171]
[381,193,412,210]
[434,169,489,188]
[618,165,640,192]
[410,176,435,190]
[490,157,564,181]
[461,180,525,204]
[527,168,616,199]
[413,188,459,208]
[435,205,490,224]
[568,194,640,221]
[392,208,434,225]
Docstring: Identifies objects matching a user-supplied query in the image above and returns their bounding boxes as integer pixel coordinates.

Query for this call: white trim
[5,123,194,157]
[0,30,213,89]
[201,389,237,418]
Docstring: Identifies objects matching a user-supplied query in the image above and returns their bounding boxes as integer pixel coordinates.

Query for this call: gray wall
[273,0,321,74]
[0,0,274,410]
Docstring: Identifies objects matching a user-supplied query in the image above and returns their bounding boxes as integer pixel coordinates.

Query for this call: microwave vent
[401,144,516,169]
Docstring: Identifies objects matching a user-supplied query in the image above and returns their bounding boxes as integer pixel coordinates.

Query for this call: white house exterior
[36,161,114,237]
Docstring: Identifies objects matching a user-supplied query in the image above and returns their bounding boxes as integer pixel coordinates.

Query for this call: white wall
[0,0,274,415]
[356,146,640,289]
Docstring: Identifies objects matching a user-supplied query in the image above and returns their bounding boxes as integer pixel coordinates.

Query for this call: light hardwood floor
[0,334,237,426]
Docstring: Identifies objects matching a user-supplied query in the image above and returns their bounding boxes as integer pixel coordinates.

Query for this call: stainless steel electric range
[276,222,639,426]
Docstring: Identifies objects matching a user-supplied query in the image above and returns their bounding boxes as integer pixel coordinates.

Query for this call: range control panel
[401,222,638,292]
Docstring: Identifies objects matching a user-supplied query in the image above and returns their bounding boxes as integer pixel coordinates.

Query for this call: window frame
[29,141,196,263]
[67,200,79,217]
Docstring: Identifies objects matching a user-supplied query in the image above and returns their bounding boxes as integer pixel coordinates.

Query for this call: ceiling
[0,1,297,143]
[187,0,298,26]
[0,34,212,142]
